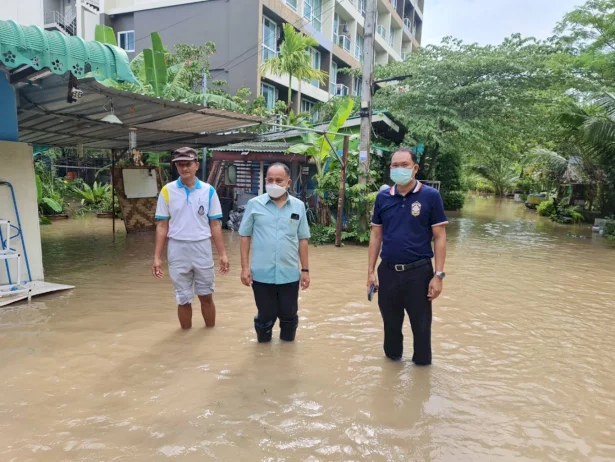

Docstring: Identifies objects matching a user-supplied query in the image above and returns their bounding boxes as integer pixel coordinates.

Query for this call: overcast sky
[422,0,583,46]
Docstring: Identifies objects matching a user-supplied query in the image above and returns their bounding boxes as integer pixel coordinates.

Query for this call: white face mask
[266,183,287,199]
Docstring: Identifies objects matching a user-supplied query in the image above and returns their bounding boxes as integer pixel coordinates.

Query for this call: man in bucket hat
[152,147,230,329]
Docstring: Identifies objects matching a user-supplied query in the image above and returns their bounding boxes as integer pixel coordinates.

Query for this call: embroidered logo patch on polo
[411,201,422,217]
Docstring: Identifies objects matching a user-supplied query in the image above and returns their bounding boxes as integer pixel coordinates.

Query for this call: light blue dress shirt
[238,193,311,284]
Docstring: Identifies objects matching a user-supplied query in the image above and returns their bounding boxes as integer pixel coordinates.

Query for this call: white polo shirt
[155,179,223,241]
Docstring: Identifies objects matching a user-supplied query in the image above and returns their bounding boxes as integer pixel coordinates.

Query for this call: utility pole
[335,137,350,247]
[358,0,377,186]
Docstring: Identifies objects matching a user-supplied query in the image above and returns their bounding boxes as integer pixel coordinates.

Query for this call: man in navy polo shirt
[367,147,448,365]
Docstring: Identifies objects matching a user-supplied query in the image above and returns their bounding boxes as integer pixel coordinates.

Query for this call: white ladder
[0,219,31,300]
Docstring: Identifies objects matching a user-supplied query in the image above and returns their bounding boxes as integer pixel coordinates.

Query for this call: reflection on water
[1,198,614,461]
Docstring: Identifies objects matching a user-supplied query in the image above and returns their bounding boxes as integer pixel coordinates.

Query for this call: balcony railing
[377,25,386,39]
[389,32,394,47]
[338,35,352,53]
[404,17,412,33]
[262,47,278,61]
[333,84,350,97]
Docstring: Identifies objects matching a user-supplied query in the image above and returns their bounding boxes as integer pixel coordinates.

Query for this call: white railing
[334,84,349,97]
[377,25,386,39]
[404,17,411,33]
[44,11,76,35]
[389,31,394,47]
[338,35,352,52]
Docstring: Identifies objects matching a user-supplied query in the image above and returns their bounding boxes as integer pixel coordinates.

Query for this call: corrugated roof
[214,142,291,153]
[0,19,136,82]
[16,76,265,151]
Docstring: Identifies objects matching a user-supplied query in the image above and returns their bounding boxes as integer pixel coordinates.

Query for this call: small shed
[209,142,308,211]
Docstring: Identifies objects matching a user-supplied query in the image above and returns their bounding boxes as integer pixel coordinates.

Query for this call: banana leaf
[94,25,118,46]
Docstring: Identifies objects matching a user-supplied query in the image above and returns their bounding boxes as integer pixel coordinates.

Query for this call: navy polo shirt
[371,182,448,264]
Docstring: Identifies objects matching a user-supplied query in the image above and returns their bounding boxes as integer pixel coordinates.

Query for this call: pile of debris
[227,206,246,231]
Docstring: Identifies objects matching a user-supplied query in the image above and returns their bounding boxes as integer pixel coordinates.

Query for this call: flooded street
[1,197,614,461]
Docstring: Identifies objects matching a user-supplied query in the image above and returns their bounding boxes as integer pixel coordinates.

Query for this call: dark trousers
[252,281,300,332]
[377,259,433,365]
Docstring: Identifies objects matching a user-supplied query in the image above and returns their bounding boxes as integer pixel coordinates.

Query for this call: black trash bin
[220,197,233,229]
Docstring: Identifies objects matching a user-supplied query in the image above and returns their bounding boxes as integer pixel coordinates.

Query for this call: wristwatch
[435,271,446,280]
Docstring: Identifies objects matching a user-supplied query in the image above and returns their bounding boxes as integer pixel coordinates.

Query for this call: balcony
[377,25,386,39]
[337,35,352,53]
[262,46,278,61]
[404,17,412,33]
[332,83,350,97]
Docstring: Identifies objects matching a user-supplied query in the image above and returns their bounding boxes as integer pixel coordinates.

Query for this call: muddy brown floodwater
[1,197,614,461]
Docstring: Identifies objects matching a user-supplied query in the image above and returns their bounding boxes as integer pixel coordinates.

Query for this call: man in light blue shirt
[239,163,311,343]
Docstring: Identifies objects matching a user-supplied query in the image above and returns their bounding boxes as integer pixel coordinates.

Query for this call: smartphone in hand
[368,284,375,302]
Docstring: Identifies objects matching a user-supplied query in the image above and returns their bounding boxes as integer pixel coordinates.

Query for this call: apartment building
[0,0,102,41]
[102,0,424,112]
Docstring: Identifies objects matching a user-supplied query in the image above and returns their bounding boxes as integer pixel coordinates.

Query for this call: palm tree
[261,23,327,123]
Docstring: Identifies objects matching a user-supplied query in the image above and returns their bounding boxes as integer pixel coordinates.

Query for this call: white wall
[81,8,99,41]
[0,0,44,27]
[0,141,45,285]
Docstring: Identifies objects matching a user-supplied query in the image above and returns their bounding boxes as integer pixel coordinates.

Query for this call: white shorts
[167,238,215,305]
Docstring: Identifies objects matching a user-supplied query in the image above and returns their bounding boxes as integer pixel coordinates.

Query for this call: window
[283,0,298,10]
[355,34,364,62]
[303,0,322,31]
[354,77,362,97]
[301,99,319,122]
[117,31,135,52]
[333,13,339,44]
[308,47,321,87]
[357,0,366,16]
[262,16,278,61]
[389,28,395,47]
[261,82,277,110]
[330,62,338,94]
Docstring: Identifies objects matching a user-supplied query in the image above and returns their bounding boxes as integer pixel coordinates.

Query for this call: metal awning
[0,19,136,83]
[17,77,265,151]
[211,142,307,162]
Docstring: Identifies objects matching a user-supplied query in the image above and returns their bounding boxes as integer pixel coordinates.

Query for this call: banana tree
[287,97,355,225]
[288,97,355,176]
[36,175,63,224]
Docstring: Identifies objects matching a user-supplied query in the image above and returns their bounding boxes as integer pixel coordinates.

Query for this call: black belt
[385,258,431,272]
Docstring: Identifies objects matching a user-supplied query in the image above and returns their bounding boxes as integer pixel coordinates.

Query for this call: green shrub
[605,221,615,241]
[442,191,465,211]
[309,226,337,245]
[537,200,556,217]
